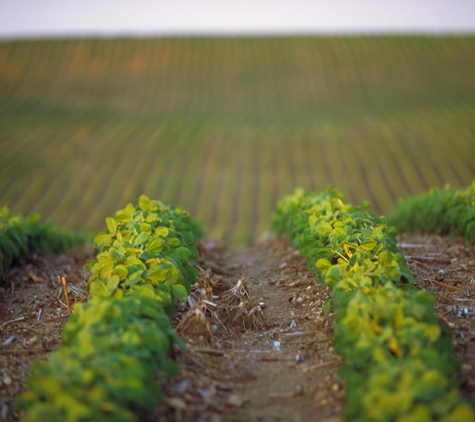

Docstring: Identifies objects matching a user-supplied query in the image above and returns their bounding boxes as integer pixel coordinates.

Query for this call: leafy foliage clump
[0,206,86,278]
[16,195,202,422]
[387,179,475,243]
[86,194,202,315]
[273,187,475,422]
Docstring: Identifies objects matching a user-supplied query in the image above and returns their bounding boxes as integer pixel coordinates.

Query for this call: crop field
[0,36,474,245]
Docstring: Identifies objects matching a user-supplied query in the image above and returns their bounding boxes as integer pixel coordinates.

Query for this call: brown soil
[0,244,97,421]
[1,233,474,422]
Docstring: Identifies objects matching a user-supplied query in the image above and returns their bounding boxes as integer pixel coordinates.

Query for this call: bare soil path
[1,233,474,422]
[158,236,344,422]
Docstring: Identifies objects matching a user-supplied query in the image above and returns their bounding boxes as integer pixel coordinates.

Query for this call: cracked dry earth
[1,233,475,421]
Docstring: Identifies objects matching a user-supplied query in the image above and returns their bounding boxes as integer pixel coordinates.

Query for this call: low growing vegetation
[6,184,475,420]
[1,37,475,245]
[273,187,475,421]
[15,195,203,421]
[0,206,86,278]
[388,179,475,243]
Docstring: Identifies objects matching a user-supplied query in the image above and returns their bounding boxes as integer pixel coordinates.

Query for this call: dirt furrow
[158,237,345,422]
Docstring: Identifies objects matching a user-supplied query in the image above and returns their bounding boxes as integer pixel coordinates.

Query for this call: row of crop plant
[16,195,203,421]
[0,206,86,278]
[272,188,474,421]
[3,37,475,245]
[388,179,475,243]
[10,184,475,420]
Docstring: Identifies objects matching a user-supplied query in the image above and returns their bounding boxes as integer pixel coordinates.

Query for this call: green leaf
[141,330,169,351]
[124,276,143,287]
[106,217,118,234]
[147,268,169,283]
[401,266,415,285]
[86,260,98,271]
[93,233,111,249]
[386,226,398,237]
[323,299,332,314]
[138,195,152,211]
[147,236,165,253]
[313,247,335,261]
[107,275,120,292]
[155,226,169,238]
[378,250,393,266]
[316,222,333,236]
[88,280,110,298]
[97,251,116,265]
[154,286,172,306]
[175,246,192,263]
[125,257,147,270]
[415,290,436,308]
[167,238,181,248]
[443,404,475,422]
[124,245,143,254]
[187,246,199,260]
[115,209,132,223]
[360,240,377,251]
[316,258,332,271]
[134,231,150,246]
[146,213,160,223]
[112,289,124,299]
[162,359,180,378]
[171,284,188,301]
[113,264,128,280]
[140,222,152,234]
[98,266,114,280]
[423,324,441,342]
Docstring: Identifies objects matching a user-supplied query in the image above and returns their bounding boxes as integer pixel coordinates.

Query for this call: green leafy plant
[0,206,86,278]
[86,195,202,314]
[16,195,203,422]
[388,179,475,243]
[273,187,475,422]
[17,295,182,422]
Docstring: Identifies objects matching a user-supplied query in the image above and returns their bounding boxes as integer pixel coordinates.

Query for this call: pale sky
[1,0,475,38]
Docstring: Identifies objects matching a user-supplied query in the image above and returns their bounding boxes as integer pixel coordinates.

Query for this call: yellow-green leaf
[140,222,152,234]
[99,266,114,280]
[360,240,377,251]
[147,237,165,253]
[114,264,128,280]
[316,258,332,271]
[106,217,118,234]
[107,275,120,292]
[138,195,151,211]
[155,226,169,237]
[93,233,111,249]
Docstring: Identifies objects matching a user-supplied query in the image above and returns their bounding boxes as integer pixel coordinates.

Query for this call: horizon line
[2,28,475,41]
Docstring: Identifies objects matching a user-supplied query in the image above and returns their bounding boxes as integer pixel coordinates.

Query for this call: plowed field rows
[1,36,475,245]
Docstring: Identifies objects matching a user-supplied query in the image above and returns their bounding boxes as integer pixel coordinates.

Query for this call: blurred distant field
[0,36,474,245]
